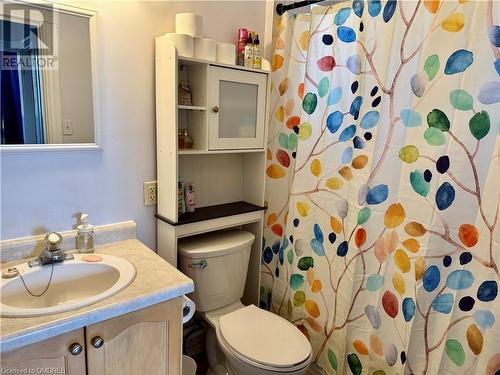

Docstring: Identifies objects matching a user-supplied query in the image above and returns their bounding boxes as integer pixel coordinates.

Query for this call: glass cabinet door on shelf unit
[208,67,267,150]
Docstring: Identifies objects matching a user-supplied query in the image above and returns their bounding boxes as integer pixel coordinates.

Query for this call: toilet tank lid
[178,230,255,258]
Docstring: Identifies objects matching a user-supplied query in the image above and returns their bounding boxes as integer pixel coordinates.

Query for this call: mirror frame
[0,0,101,152]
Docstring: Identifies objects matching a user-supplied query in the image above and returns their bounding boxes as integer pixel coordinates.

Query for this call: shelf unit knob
[212,106,219,113]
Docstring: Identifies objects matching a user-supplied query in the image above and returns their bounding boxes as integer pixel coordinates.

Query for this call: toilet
[178,230,312,375]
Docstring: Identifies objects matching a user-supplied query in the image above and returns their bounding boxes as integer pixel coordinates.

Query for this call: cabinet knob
[69,343,83,356]
[212,106,219,113]
[91,336,104,348]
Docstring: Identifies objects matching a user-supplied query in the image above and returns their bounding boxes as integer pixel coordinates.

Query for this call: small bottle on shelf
[185,183,196,212]
[178,129,185,148]
[183,129,193,149]
[237,28,247,66]
[244,32,253,68]
[178,178,186,214]
[252,34,262,69]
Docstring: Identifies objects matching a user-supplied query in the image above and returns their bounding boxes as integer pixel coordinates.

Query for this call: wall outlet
[63,119,73,135]
[143,181,157,206]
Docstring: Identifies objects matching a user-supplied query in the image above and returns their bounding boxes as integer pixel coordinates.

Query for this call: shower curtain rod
[275,0,348,15]
[275,0,324,15]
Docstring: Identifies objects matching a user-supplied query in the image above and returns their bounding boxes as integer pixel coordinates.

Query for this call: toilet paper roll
[194,38,216,62]
[216,42,236,65]
[175,13,203,38]
[165,33,194,58]
[182,296,196,324]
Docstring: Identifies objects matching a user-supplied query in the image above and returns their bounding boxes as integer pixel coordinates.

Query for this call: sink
[1,254,136,317]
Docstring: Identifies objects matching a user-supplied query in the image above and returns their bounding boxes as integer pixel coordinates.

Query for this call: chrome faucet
[28,232,74,268]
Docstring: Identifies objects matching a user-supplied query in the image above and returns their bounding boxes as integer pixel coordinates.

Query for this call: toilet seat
[217,329,313,373]
[217,305,312,371]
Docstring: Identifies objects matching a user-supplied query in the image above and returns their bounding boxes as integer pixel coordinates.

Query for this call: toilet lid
[219,305,311,368]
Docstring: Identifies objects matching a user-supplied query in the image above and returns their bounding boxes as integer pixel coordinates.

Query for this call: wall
[0,0,271,249]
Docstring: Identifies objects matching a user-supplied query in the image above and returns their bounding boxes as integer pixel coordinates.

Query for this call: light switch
[63,120,73,135]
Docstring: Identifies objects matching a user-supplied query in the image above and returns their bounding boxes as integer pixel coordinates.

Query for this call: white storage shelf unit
[154,35,270,306]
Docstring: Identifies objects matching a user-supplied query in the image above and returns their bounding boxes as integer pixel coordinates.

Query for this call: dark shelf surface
[155,201,266,226]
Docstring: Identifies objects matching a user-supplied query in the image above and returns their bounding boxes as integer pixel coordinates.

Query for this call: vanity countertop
[0,239,194,352]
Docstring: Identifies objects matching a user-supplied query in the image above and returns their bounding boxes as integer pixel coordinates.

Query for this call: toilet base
[205,324,311,375]
[202,303,311,375]
[206,326,229,375]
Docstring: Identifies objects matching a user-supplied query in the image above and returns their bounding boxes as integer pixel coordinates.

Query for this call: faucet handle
[45,232,63,251]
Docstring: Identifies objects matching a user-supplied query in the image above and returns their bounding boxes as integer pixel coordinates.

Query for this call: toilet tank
[178,230,255,312]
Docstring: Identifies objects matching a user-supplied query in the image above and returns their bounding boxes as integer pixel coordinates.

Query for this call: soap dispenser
[77,213,94,254]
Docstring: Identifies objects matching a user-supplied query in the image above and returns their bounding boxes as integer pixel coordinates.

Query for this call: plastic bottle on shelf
[178,129,185,148]
[237,28,247,66]
[244,32,253,68]
[252,34,262,69]
[185,183,196,212]
[178,177,186,214]
[183,129,193,149]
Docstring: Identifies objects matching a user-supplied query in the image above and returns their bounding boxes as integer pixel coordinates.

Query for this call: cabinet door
[1,329,86,375]
[86,298,182,375]
[208,67,267,149]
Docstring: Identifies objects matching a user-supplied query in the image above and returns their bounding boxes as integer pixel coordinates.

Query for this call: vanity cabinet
[1,329,86,375]
[208,66,267,150]
[86,297,182,375]
[1,298,182,375]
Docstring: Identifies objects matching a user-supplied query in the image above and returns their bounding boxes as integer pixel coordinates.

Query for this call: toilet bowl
[215,305,312,375]
[178,230,312,375]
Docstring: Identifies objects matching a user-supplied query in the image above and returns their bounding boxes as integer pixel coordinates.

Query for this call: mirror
[0,1,100,150]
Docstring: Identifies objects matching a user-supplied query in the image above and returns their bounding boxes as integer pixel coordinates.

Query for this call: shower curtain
[262,1,499,374]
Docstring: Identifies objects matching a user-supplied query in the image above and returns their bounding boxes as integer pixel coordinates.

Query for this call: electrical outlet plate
[143,181,157,206]
[63,120,73,135]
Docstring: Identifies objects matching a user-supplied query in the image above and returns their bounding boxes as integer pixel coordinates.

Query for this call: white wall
[0,0,270,249]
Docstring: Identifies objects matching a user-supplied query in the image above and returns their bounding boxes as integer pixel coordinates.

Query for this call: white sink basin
[1,254,136,317]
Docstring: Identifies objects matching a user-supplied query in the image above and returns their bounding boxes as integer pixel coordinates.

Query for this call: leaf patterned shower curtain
[261,1,500,374]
